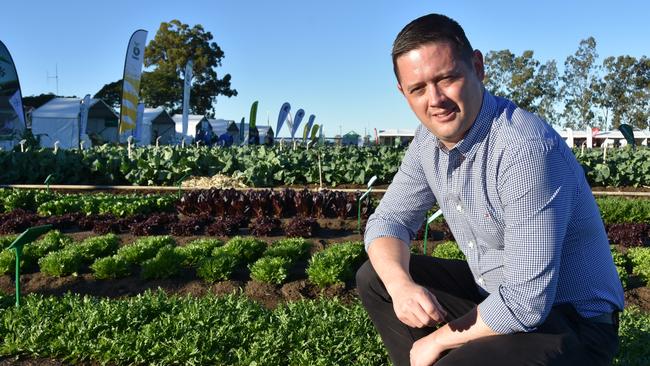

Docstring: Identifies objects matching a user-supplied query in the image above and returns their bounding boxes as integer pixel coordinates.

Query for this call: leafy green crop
[90,255,131,279]
[0,235,17,250]
[38,249,84,276]
[141,246,184,280]
[218,236,267,263]
[611,246,629,288]
[116,236,176,264]
[596,197,650,224]
[628,247,650,286]
[249,256,292,284]
[196,252,239,282]
[0,291,389,365]
[264,237,311,260]
[432,241,466,261]
[0,230,73,274]
[307,241,366,287]
[174,238,223,267]
[38,234,120,277]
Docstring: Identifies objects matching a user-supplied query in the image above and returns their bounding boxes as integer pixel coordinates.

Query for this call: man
[357,13,624,366]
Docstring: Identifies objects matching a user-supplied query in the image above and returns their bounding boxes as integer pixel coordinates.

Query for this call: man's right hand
[387,280,447,328]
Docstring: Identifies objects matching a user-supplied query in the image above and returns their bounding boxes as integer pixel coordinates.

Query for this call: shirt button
[477,277,485,286]
[468,240,474,248]
[456,204,463,213]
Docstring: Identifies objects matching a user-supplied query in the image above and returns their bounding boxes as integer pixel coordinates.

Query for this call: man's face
[396,42,485,149]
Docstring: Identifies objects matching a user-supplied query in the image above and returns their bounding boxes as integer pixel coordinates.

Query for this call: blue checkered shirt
[364,90,625,334]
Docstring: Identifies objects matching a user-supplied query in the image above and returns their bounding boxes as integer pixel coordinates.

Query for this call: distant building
[342,131,360,145]
[377,129,415,146]
[373,126,650,148]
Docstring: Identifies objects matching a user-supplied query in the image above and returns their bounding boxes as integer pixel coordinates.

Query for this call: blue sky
[1,0,648,137]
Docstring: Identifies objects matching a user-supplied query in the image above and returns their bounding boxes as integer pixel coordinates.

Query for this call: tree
[141,20,237,116]
[560,37,601,129]
[484,49,559,124]
[597,55,650,129]
[94,80,122,109]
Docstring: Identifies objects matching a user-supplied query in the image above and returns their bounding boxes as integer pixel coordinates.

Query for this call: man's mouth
[431,108,457,121]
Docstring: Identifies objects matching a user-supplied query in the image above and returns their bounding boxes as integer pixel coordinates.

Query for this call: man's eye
[411,86,424,95]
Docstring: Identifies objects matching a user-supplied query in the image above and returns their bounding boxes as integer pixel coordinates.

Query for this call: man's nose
[427,84,445,106]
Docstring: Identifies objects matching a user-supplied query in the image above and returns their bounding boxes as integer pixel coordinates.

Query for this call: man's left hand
[409,334,446,366]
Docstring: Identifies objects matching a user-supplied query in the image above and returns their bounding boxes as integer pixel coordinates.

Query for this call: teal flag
[239,117,245,144]
[619,124,635,148]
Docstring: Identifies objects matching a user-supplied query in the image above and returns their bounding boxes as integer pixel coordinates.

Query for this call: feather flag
[118,29,148,136]
[276,102,290,136]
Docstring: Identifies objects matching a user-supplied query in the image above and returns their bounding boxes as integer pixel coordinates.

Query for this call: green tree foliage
[141,19,237,115]
[484,49,559,123]
[22,93,57,109]
[560,37,600,129]
[93,80,122,109]
[597,56,650,129]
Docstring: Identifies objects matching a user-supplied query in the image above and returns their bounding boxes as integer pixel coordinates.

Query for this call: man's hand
[387,280,447,328]
[410,334,445,366]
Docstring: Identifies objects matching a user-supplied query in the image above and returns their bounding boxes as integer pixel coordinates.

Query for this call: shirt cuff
[478,290,539,334]
[364,221,412,251]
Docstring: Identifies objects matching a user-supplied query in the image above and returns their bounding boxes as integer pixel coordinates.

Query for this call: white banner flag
[79,94,91,136]
[119,29,148,135]
[182,59,193,136]
[135,102,145,141]
[8,90,25,126]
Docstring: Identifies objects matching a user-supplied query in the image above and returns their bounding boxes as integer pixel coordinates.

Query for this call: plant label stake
[423,209,443,255]
[53,141,60,154]
[156,136,161,148]
[181,137,186,148]
[176,173,189,199]
[357,176,378,234]
[8,225,52,308]
[19,139,26,152]
[318,152,323,190]
[127,136,134,159]
[44,174,53,193]
[80,140,85,150]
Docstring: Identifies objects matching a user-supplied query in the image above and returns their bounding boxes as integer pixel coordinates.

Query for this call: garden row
[3,230,649,293]
[2,144,650,187]
[0,189,649,244]
[0,292,647,365]
[0,232,366,288]
[1,232,648,365]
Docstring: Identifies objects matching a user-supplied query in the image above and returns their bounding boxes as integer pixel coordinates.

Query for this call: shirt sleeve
[479,138,577,333]
[364,126,437,251]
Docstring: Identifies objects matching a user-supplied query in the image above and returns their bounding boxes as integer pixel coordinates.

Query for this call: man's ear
[397,83,405,96]
[472,49,485,81]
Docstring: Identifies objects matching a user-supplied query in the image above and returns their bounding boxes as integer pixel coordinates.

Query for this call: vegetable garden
[1,146,650,365]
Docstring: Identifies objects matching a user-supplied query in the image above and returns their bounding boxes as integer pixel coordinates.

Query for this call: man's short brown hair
[392,14,474,82]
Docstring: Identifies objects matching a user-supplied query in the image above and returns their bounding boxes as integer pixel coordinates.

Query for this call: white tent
[140,107,175,145]
[171,114,209,143]
[31,97,118,149]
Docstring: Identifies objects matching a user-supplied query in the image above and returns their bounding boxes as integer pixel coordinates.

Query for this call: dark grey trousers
[356,256,619,366]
